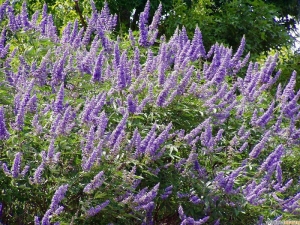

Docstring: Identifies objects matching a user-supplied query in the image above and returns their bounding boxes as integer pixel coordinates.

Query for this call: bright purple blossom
[20,2,30,29]
[259,145,284,172]
[49,184,68,212]
[92,50,104,82]
[0,107,10,140]
[30,163,45,184]
[109,113,128,147]
[255,101,275,127]
[189,26,206,60]
[82,140,103,171]
[86,200,110,217]
[53,83,65,113]
[83,171,104,193]
[281,71,296,102]
[133,183,159,210]
[184,118,210,144]
[61,22,72,44]
[117,51,129,89]
[161,185,173,199]
[249,131,271,158]
[231,35,245,65]
[11,152,22,178]
[0,0,8,22]
[138,12,148,47]
[55,106,76,135]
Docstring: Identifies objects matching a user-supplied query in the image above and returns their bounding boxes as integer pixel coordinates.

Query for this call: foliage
[162,0,292,57]
[23,0,296,58]
[265,0,300,31]
[0,1,300,225]
[24,0,191,35]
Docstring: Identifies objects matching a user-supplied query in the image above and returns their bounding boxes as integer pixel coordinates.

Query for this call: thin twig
[74,0,87,30]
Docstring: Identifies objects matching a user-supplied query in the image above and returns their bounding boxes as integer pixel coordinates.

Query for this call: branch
[74,0,87,30]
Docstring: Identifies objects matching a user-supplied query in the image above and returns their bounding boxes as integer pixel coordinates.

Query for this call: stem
[74,0,87,30]
[119,12,122,37]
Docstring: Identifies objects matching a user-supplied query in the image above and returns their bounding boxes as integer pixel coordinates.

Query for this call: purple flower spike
[0,41,9,59]
[249,131,271,158]
[7,5,18,32]
[46,15,58,42]
[53,83,65,113]
[11,152,22,178]
[132,47,140,77]
[282,71,296,102]
[178,205,186,220]
[31,163,45,184]
[39,4,48,35]
[231,35,245,65]
[21,2,30,29]
[184,118,210,144]
[43,138,60,164]
[109,113,128,147]
[255,101,275,127]
[189,26,206,60]
[92,50,104,82]
[49,184,68,212]
[148,3,162,45]
[0,28,7,49]
[117,51,129,89]
[82,139,103,171]
[0,107,10,140]
[95,111,108,138]
[72,27,84,48]
[259,145,284,172]
[51,51,68,85]
[69,19,78,43]
[138,12,148,47]
[2,163,11,176]
[161,185,173,199]
[86,200,110,217]
[139,123,156,154]
[0,1,8,22]
[20,165,30,177]
[127,94,137,113]
[113,42,120,68]
[189,194,202,204]
[27,94,38,113]
[83,171,104,194]
[34,216,40,225]
[214,219,220,225]
[41,209,51,225]
[61,22,72,44]
[143,0,150,21]
[133,183,160,211]
[177,66,194,95]
[90,0,97,12]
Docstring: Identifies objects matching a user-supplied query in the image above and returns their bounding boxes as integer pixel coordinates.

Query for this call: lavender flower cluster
[0,0,300,224]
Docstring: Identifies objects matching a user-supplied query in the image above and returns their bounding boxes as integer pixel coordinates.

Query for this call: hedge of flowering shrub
[1,0,300,224]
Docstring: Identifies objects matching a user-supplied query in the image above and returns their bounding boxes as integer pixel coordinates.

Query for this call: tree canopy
[20,0,298,58]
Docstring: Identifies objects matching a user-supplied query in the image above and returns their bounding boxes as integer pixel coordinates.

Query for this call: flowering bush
[0,1,300,224]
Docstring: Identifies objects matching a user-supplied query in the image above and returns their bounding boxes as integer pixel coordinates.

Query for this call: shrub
[0,1,299,224]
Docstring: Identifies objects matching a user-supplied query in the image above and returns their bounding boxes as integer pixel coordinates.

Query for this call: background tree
[22,0,298,58]
[162,0,295,57]
[265,0,300,31]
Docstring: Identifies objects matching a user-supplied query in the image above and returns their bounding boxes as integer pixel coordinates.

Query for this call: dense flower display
[0,0,300,224]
